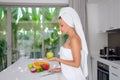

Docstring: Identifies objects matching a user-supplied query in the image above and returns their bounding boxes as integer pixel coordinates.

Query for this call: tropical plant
[0,8,7,71]
[0,39,7,58]
[0,39,7,71]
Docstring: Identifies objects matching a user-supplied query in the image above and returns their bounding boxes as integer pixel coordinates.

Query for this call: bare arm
[48,37,82,68]
[48,68,61,72]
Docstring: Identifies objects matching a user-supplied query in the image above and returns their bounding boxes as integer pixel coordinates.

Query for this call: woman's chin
[62,33,65,35]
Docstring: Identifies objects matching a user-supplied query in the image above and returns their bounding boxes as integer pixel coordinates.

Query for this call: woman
[46,7,88,80]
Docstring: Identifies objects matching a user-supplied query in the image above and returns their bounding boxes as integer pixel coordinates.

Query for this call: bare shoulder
[70,36,82,50]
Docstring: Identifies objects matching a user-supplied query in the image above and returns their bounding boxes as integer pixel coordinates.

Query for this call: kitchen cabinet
[91,56,120,80]
[110,65,120,80]
[99,0,120,32]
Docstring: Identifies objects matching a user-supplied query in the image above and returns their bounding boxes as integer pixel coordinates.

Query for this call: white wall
[69,0,87,32]
[87,3,108,57]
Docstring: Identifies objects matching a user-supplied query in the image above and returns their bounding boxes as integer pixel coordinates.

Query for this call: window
[0,0,69,71]
[0,7,7,71]
[0,7,68,71]
[11,7,62,61]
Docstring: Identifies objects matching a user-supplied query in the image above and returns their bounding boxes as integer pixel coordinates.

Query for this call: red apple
[41,64,49,70]
[30,68,36,73]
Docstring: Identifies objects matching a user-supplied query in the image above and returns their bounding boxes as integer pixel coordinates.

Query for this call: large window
[0,7,68,71]
[11,8,43,61]
[11,7,62,60]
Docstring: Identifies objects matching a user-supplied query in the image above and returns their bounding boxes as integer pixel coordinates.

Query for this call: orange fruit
[33,61,41,69]
[39,61,50,66]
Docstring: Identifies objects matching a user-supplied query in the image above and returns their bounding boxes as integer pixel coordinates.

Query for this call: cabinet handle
[112,66,119,69]
[111,73,119,77]
[98,68,109,74]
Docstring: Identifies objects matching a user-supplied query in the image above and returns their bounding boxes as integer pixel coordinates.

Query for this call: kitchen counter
[92,55,120,67]
[91,55,120,80]
[0,57,67,80]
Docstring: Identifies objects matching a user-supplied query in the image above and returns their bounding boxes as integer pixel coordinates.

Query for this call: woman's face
[58,18,69,34]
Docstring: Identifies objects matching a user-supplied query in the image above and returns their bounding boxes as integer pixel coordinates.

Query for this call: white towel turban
[58,7,88,77]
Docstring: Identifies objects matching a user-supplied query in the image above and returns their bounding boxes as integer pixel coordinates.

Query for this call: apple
[36,68,44,72]
[46,51,54,59]
[28,64,33,69]
[41,64,49,70]
[30,68,36,73]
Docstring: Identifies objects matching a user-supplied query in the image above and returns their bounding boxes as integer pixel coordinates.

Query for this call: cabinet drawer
[110,72,120,80]
[110,65,120,74]
[110,65,120,80]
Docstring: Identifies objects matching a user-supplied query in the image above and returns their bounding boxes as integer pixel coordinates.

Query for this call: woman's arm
[48,37,82,68]
[48,67,61,72]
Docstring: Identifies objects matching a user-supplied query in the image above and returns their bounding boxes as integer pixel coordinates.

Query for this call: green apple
[46,51,54,59]
[36,68,44,72]
[28,64,33,69]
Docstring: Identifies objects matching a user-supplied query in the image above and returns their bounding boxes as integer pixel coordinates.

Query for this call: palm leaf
[19,8,31,21]
[44,8,52,21]
[12,8,19,20]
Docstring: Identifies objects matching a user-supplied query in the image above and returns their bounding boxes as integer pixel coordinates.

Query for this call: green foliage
[44,29,60,52]
[0,8,7,30]
[0,39,7,57]
[63,34,69,42]
[0,8,7,20]
[20,8,31,21]
[18,32,30,40]
[12,8,19,20]
[2,7,61,53]
[44,8,53,21]
[31,8,42,21]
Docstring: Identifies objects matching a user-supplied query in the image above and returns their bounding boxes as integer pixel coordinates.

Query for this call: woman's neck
[68,29,76,39]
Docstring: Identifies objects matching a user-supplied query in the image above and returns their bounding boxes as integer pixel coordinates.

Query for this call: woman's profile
[46,7,88,80]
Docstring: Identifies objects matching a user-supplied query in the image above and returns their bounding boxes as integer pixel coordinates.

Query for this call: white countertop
[92,55,120,67]
[0,57,67,80]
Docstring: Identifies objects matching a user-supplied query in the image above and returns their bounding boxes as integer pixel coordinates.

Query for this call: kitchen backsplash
[108,31,120,47]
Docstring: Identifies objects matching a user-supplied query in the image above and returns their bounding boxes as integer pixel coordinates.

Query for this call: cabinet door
[109,0,120,30]
[110,73,120,80]
[99,0,120,32]
[99,0,111,32]
[110,65,120,80]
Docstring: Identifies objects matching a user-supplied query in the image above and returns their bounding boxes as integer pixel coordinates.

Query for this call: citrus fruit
[33,61,41,69]
[39,61,50,66]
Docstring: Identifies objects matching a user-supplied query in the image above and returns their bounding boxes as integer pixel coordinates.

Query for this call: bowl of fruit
[28,61,50,73]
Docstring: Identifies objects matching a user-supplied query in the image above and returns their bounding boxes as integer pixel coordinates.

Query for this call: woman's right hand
[44,57,60,62]
[48,68,61,72]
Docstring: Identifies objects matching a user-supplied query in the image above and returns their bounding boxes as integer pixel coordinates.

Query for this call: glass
[0,7,7,71]
[11,7,42,61]
[11,7,62,60]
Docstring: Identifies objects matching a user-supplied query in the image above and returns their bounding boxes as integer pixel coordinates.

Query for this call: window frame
[0,2,69,67]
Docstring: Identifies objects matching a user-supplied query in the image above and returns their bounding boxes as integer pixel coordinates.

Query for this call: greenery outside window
[11,7,63,59]
[0,7,7,71]
[0,7,68,72]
